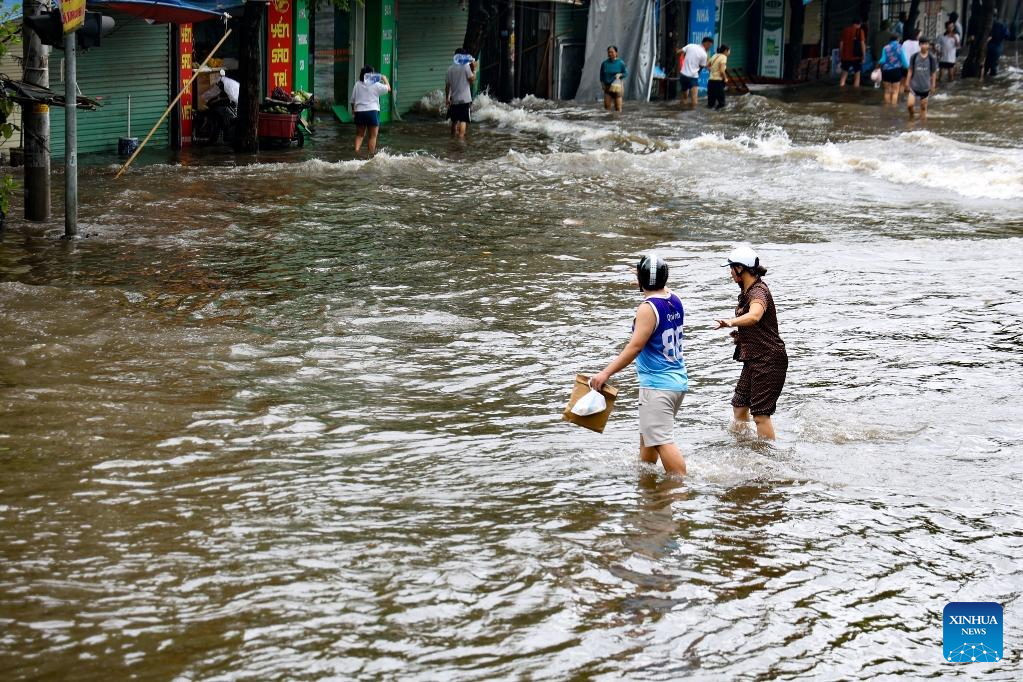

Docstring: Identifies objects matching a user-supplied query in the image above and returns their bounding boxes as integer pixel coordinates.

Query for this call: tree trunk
[235,1,264,154]
[962,0,996,77]
[906,0,922,40]
[785,0,806,80]
[463,0,499,56]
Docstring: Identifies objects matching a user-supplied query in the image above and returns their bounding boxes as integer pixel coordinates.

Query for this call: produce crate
[257,112,297,139]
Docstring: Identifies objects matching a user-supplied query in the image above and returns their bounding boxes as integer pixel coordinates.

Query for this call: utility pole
[22,0,51,222]
[500,0,515,101]
[64,32,77,237]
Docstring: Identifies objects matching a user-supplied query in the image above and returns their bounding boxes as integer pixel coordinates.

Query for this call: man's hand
[590,371,611,392]
[714,319,732,329]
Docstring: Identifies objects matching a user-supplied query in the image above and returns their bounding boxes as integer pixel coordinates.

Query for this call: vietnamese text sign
[268,0,293,91]
[760,0,785,78]
[688,0,716,94]
[60,0,86,34]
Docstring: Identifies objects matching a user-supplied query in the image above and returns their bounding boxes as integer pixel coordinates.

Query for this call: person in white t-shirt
[350,65,391,154]
[676,36,713,108]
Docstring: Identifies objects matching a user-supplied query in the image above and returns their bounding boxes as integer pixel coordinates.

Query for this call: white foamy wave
[492,128,1023,201]
[472,94,659,148]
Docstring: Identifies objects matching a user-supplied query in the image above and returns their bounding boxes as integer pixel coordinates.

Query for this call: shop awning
[86,0,232,24]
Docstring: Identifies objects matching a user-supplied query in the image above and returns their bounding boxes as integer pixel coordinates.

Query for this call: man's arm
[590,303,656,391]
[466,62,477,85]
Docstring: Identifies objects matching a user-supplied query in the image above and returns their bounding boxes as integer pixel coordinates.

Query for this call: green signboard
[364,0,394,123]
[294,0,310,94]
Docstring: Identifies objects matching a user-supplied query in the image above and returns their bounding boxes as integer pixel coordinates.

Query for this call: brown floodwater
[2,69,1023,679]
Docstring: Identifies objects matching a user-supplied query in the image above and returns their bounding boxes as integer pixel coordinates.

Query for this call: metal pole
[22,0,51,222]
[64,33,78,237]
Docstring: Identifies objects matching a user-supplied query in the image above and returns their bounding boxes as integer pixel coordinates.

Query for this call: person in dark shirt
[714,246,788,441]
[986,14,1010,77]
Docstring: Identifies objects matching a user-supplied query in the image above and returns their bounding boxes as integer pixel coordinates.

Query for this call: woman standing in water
[591,253,688,476]
[714,246,787,440]
[351,65,391,154]
[599,46,628,112]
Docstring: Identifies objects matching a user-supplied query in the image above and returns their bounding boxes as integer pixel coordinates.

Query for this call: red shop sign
[267,0,292,92]
[180,23,193,143]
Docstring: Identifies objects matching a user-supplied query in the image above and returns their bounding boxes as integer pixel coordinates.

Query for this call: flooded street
[2,70,1023,679]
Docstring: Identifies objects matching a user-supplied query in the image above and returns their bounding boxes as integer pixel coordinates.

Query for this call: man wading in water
[591,254,688,476]
[715,246,788,441]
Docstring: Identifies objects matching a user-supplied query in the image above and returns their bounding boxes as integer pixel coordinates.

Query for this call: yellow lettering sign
[273,72,288,87]
[182,103,192,120]
[180,26,193,42]
[271,22,291,40]
[271,48,290,64]
[181,53,192,70]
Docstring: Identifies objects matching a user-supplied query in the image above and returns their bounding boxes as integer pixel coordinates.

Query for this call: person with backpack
[879,34,909,106]
[907,38,939,121]
[838,18,866,87]
[590,253,689,476]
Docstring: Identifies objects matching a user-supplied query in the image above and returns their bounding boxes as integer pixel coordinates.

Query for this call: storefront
[395,0,467,113]
[49,12,171,157]
[720,0,757,74]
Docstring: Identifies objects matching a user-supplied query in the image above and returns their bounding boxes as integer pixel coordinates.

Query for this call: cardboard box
[562,374,618,434]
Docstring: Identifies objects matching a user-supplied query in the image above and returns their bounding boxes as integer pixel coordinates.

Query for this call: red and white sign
[267,0,292,92]
[179,23,193,143]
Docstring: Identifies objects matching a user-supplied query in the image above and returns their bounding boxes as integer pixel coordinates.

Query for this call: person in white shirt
[350,65,391,154]
[937,21,961,82]
[676,37,713,108]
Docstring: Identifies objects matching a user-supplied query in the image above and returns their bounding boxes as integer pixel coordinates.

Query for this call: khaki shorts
[638,388,685,447]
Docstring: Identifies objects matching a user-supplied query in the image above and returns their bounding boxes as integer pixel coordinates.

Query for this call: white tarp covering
[574,0,656,102]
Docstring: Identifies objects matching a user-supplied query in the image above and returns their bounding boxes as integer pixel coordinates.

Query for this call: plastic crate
[258,112,297,139]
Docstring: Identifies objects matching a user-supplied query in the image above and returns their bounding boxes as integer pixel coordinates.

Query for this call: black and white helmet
[637,252,669,291]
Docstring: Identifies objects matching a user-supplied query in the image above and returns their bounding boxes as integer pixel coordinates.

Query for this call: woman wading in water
[714,246,788,440]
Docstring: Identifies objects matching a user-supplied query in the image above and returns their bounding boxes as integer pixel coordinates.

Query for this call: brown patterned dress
[731,279,788,416]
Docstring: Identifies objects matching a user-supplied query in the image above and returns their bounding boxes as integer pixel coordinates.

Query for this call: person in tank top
[591,253,688,476]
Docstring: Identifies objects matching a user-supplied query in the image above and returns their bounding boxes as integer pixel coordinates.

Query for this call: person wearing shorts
[350,65,391,154]
[676,37,713,108]
[591,253,688,476]
[445,48,477,138]
[715,246,787,441]
[907,38,938,121]
[838,19,866,87]
[879,37,908,106]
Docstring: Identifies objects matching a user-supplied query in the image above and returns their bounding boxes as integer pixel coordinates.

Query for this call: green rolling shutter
[51,14,170,158]
[720,0,755,74]
[395,0,468,113]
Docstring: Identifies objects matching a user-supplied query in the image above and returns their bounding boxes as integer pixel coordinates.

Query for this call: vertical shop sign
[760,0,785,78]
[688,0,717,94]
[180,23,193,143]
[268,0,293,92]
[293,0,310,94]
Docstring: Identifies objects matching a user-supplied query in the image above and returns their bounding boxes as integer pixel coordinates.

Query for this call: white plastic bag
[571,387,607,417]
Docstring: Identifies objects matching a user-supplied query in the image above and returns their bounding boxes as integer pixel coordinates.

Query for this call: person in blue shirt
[591,253,688,476]
[879,36,909,106]
[600,45,628,112]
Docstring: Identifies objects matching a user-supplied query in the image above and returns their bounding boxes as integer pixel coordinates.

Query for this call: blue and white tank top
[635,292,689,391]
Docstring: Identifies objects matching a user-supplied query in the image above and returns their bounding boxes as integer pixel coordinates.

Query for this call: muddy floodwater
[2,71,1023,680]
